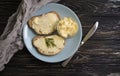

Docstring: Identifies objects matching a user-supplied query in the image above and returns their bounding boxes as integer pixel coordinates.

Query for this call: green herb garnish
[45,38,56,48]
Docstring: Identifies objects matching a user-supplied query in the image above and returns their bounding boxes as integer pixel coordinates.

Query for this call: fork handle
[61,55,73,67]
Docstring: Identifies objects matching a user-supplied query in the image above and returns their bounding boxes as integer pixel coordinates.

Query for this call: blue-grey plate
[23,3,82,63]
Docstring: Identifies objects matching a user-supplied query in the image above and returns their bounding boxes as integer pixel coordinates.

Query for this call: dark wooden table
[0,0,120,76]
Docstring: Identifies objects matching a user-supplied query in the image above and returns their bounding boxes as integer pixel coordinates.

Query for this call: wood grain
[0,0,120,76]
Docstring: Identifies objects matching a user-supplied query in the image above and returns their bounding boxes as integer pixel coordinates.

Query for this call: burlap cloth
[0,0,60,71]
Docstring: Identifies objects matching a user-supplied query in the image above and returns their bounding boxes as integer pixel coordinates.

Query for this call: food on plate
[57,17,78,38]
[32,35,65,56]
[27,11,79,56]
[28,11,60,35]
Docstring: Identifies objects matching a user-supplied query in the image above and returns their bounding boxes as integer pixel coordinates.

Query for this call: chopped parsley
[45,38,56,48]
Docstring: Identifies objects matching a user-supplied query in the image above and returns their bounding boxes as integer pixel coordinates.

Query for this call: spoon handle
[62,21,99,67]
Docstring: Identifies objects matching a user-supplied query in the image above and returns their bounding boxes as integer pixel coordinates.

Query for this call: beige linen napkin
[0,0,60,71]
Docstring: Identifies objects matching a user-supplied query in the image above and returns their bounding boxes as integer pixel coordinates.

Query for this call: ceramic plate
[23,3,82,63]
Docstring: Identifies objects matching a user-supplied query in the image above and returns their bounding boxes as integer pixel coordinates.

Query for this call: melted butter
[33,35,65,55]
[31,13,59,34]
